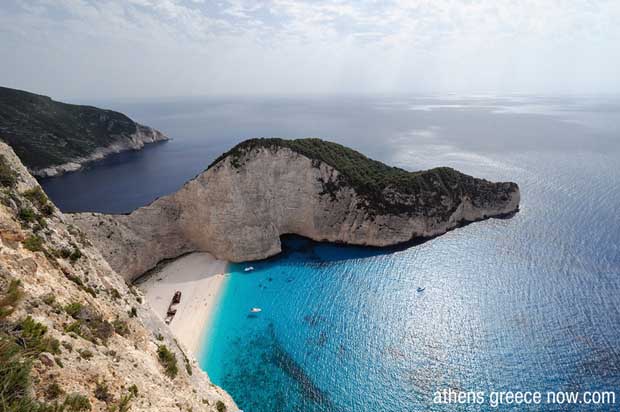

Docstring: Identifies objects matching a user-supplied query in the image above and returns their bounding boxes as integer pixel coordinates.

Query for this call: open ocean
[41,95,620,411]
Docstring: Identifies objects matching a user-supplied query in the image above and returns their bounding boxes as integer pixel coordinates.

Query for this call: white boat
[250,307,262,313]
[244,266,255,272]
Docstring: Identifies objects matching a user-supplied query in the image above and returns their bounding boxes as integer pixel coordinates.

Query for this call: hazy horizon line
[4,83,620,107]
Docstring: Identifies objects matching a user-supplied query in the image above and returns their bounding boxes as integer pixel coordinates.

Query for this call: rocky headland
[0,86,168,177]
[71,138,520,281]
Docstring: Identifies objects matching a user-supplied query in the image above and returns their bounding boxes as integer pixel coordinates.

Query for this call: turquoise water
[201,149,620,412]
[39,95,620,411]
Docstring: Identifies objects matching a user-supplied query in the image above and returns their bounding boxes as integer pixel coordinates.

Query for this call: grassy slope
[0,86,139,169]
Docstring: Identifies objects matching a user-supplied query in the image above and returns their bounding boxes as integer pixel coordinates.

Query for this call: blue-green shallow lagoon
[201,143,620,412]
[40,96,620,411]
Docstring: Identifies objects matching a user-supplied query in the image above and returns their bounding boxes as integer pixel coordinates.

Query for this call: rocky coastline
[0,86,169,177]
[31,125,168,177]
[71,138,520,281]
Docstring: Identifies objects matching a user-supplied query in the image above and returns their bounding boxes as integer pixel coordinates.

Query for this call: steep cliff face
[0,86,168,177]
[0,142,235,411]
[71,138,520,281]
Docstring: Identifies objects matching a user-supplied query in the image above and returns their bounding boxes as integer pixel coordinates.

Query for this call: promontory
[70,138,520,280]
[0,86,168,177]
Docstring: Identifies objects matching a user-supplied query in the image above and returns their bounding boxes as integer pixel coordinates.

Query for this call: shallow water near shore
[201,187,620,412]
[41,96,620,411]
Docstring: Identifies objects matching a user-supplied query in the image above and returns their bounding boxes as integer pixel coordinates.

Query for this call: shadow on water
[271,234,419,264]
[271,214,518,264]
[220,321,337,412]
[267,324,333,409]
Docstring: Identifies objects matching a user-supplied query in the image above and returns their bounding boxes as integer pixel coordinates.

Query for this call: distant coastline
[32,131,168,177]
[0,86,169,177]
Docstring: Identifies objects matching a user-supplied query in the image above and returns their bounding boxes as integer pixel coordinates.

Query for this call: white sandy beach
[137,252,228,356]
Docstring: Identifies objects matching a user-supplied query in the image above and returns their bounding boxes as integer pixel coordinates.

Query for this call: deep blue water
[40,95,620,213]
[40,95,620,411]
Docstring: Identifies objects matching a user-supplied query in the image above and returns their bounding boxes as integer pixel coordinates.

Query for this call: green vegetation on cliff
[0,86,148,170]
[0,280,93,412]
[157,344,179,379]
[209,138,517,215]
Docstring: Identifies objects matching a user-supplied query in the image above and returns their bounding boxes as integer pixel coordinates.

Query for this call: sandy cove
[136,252,228,356]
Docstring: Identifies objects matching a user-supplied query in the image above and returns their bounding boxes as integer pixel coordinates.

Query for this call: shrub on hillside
[18,207,36,223]
[23,235,44,252]
[63,393,91,411]
[0,279,23,319]
[157,345,178,379]
[0,154,17,188]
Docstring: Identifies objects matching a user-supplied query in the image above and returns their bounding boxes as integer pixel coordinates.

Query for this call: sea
[40,95,620,411]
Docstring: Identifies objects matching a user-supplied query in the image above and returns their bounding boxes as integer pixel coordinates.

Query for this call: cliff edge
[71,138,520,281]
[0,141,235,411]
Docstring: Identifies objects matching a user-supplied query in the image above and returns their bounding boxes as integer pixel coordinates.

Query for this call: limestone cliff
[0,142,235,411]
[71,138,520,281]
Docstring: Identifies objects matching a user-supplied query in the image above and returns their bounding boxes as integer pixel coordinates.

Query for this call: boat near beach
[244,266,255,272]
[165,290,182,324]
[250,307,262,313]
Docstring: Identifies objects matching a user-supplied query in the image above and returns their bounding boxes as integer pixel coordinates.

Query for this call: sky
[1,0,619,100]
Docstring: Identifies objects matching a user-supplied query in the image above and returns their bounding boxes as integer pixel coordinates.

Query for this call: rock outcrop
[0,86,168,177]
[71,138,520,281]
[33,124,167,177]
[0,142,235,411]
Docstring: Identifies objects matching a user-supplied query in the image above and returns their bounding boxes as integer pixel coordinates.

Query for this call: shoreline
[32,127,168,177]
[136,252,228,356]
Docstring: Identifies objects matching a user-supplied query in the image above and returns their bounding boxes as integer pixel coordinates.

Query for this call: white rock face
[31,124,168,177]
[0,142,236,412]
[71,145,520,281]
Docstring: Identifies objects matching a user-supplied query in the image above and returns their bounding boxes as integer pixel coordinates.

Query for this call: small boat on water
[244,266,255,272]
[250,307,262,313]
[417,287,426,292]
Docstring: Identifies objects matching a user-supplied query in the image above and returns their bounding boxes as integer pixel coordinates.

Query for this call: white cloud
[0,0,618,99]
